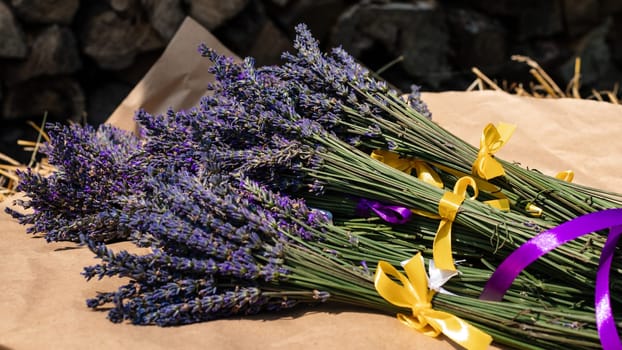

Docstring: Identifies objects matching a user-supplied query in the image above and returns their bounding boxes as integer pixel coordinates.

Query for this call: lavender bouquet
[272,25,622,224]
[7,24,616,350]
[80,164,601,349]
[183,34,613,300]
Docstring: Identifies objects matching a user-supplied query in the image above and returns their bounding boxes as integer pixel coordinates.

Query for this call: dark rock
[2,77,85,122]
[560,19,615,89]
[186,0,249,30]
[468,0,563,38]
[111,50,162,86]
[511,39,570,68]
[212,0,267,57]
[501,39,570,88]
[266,0,350,43]
[108,0,137,12]
[608,13,622,67]
[446,7,507,73]
[81,6,163,70]
[563,0,600,37]
[0,1,27,58]
[601,0,622,14]
[463,0,523,15]
[137,26,167,51]
[141,0,185,40]
[0,124,40,165]
[4,25,82,84]
[247,19,292,66]
[10,0,79,24]
[269,0,289,5]
[331,2,451,89]
[86,82,132,125]
[516,0,564,39]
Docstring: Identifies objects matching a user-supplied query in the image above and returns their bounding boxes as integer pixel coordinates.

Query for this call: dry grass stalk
[469,55,620,104]
[0,115,54,202]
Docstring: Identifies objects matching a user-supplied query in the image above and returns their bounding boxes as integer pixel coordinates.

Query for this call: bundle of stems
[290,128,615,301]
[194,40,613,302]
[243,180,604,350]
[274,24,622,225]
[82,167,603,350]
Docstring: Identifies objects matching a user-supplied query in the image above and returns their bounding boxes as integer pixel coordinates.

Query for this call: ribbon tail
[433,220,456,271]
[479,209,622,350]
[398,313,440,337]
[555,170,574,182]
[371,205,413,224]
[483,198,510,211]
[427,311,493,350]
[413,161,444,189]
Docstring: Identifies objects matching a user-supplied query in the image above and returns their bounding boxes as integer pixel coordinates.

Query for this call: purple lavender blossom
[275,23,432,142]
[8,123,144,242]
[80,169,334,325]
[11,23,430,328]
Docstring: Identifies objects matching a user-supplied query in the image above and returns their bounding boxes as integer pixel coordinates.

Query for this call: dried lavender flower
[8,123,144,242]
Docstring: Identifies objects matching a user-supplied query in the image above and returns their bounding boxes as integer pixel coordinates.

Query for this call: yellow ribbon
[524,203,543,217]
[371,148,476,271]
[435,177,478,271]
[432,162,510,212]
[372,149,508,211]
[371,149,444,188]
[374,253,492,350]
[371,150,482,271]
[525,170,574,217]
[472,123,516,180]
[555,170,574,182]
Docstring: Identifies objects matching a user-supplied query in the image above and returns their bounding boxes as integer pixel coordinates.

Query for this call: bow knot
[398,312,443,337]
[472,122,515,180]
[412,302,433,312]
[375,254,492,350]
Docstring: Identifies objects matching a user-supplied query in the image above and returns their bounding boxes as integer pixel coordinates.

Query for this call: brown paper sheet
[421,91,622,192]
[106,17,238,133]
[2,16,622,350]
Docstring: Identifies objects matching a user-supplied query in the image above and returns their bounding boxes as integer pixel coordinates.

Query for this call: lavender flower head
[82,169,332,325]
[8,22,438,328]
[8,123,144,242]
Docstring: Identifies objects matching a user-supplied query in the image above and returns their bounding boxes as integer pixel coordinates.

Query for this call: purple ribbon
[479,208,622,350]
[356,198,412,224]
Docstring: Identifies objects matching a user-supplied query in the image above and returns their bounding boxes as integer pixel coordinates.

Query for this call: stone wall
[2,0,621,163]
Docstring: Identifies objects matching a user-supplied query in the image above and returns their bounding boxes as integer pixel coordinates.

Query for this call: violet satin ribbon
[479,208,622,350]
[356,198,412,224]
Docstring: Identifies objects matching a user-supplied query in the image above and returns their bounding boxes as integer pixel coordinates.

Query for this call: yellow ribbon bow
[371,149,444,188]
[435,177,478,271]
[374,253,492,350]
[370,149,478,271]
[432,162,510,212]
[472,123,516,180]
